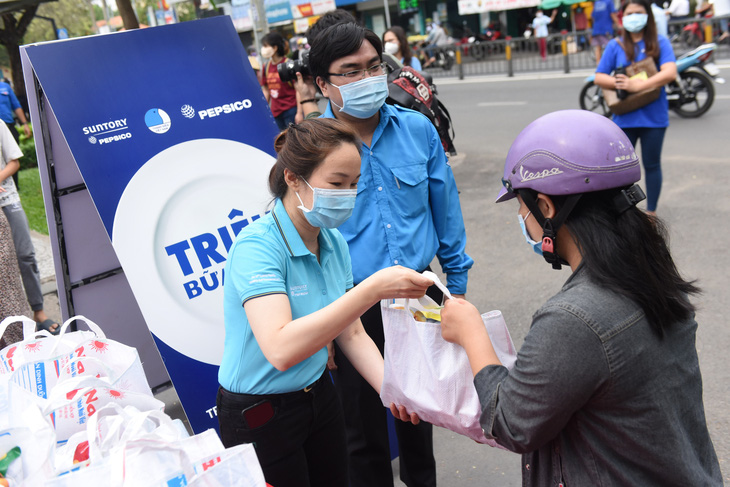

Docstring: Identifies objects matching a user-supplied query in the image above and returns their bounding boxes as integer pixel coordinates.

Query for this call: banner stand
[21,17,280,433]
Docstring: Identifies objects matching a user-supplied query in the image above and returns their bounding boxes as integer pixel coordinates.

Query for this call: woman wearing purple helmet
[441,111,721,486]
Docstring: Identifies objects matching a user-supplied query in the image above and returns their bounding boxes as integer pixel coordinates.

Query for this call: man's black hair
[306,9,357,44]
[309,22,383,83]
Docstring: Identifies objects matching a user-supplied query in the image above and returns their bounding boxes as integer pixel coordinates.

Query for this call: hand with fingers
[365,266,434,301]
[389,403,420,424]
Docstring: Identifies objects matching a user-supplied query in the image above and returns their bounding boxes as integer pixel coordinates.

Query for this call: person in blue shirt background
[591,0,620,64]
[309,21,473,487]
[383,26,422,71]
[217,118,431,487]
[595,0,677,215]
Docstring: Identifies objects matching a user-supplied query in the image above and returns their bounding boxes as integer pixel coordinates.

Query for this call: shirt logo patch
[290,284,308,297]
[248,273,280,285]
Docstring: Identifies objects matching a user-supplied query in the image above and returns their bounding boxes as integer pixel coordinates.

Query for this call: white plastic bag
[188,443,266,487]
[37,375,164,442]
[379,272,517,446]
[0,315,152,397]
[46,438,197,487]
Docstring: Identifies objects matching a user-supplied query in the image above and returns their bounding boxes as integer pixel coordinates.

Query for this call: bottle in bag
[614,66,627,99]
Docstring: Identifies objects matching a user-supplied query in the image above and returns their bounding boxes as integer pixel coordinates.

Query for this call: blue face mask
[329,74,388,119]
[623,13,648,33]
[296,178,357,228]
[518,211,543,256]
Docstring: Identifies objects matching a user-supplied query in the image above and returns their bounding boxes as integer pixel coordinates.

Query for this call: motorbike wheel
[681,30,703,49]
[441,50,455,71]
[579,81,612,118]
[671,70,715,118]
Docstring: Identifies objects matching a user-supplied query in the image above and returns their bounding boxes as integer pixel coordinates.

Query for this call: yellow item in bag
[630,70,648,81]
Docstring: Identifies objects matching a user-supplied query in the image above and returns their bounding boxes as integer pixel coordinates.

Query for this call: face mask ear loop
[296,178,315,212]
[519,191,582,270]
[326,82,345,111]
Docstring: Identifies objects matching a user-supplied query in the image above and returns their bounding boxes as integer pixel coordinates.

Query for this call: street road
[396,68,730,486]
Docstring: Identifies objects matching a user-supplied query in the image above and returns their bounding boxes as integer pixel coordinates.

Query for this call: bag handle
[0,315,39,342]
[402,271,454,313]
[57,315,106,338]
[421,270,453,300]
[47,315,106,357]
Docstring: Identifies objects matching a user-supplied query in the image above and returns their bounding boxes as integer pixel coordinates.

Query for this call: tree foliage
[23,0,95,43]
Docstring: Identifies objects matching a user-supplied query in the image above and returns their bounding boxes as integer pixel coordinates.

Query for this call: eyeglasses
[328,62,387,80]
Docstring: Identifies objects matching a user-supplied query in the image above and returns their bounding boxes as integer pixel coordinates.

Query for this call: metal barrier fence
[414,17,729,80]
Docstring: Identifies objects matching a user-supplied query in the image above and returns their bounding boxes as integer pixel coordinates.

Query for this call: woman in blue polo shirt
[217,118,431,487]
[594,0,677,215]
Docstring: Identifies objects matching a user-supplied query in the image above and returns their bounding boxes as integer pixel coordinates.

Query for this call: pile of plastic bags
[0,315,266,486]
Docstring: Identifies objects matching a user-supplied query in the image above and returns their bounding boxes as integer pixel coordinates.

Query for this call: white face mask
[384,41,400,56]
[260,46,275,59]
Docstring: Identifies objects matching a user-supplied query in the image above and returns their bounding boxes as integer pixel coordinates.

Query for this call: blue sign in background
[24,17,280,433]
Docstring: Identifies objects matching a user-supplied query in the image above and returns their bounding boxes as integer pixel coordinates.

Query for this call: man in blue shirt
[309,21,473,487]
[591,0,619,64]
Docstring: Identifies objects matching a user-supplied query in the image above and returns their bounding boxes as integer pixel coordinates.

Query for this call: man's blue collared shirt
[219,199,353,394]
[0,82,21,124]
[322,103,473,293]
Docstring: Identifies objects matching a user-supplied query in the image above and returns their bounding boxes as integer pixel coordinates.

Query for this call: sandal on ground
[36,319,60,336]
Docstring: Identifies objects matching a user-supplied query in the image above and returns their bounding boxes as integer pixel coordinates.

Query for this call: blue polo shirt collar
[271,198,334,260]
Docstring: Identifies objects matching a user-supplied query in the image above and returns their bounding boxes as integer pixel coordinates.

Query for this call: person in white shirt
[422,21,449,68]
[666,0,690,18]
[652,1,669,36]
[532,9,558,60]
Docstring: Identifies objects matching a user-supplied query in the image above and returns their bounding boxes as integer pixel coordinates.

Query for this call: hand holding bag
[604,55,661,115]
[379,272,517,446]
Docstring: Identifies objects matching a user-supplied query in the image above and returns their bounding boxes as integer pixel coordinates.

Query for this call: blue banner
[23,17,280,433]
[265,0,293,23]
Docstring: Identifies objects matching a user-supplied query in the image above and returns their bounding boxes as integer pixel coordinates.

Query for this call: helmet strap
[520,191,582,270]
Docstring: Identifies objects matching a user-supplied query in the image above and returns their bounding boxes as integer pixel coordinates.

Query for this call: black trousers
[333,282,443,487]
[216,371,348,487]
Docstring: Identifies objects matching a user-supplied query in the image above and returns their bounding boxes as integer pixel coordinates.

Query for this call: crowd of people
[216,8,722,487]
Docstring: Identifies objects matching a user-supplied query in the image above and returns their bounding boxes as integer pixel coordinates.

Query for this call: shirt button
[525,464,530,471]
[322,290,327,295]
[370,151,373,155]
[378,187,383,191]
[394,260,398,264]
[386,224,391,228]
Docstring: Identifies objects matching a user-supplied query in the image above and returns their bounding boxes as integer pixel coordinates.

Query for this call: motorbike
[579,43,725,118]
[416,43,456,71]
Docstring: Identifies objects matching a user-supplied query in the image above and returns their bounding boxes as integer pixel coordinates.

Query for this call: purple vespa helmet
[497,110,645,270]
[496,110,641,204]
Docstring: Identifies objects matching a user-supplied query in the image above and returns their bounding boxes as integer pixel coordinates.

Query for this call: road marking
[715,95,730,100]
[478,101,527,107]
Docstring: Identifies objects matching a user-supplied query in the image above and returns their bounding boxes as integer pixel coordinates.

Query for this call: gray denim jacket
[474,266,722,486]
